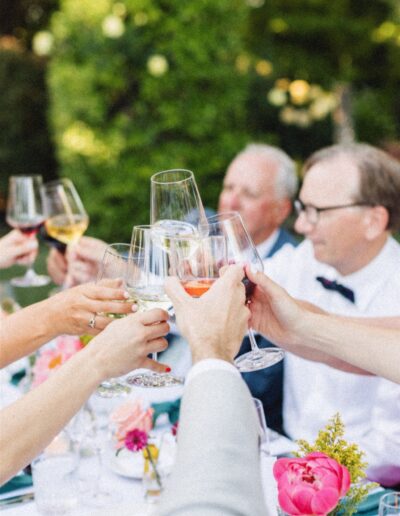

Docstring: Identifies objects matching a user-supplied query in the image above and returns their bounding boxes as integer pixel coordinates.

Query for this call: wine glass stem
[248,327,260,353]
[151,352,158,361]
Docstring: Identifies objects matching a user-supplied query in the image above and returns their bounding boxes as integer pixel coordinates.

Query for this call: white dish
[108,435,176,479]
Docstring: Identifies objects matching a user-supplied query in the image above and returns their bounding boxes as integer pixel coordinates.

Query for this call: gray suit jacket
[157,369,267,516]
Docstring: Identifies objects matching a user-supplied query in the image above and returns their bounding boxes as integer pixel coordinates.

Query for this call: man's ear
[274,198,292,226]
[364,206,390,240]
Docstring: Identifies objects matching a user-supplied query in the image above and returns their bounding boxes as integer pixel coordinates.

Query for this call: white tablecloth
[1,371,296,515]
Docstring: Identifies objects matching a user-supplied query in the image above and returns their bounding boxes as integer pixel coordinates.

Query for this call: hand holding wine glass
[203,212,285,372]
[6,175,51,286]
[125,225,180,388]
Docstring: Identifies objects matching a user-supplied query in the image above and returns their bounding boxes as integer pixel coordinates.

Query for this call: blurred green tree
[47,0,251,241]
[245,0,400,160]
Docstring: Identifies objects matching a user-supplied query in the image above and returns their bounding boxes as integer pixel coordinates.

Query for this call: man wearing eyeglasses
[263,143,400,487]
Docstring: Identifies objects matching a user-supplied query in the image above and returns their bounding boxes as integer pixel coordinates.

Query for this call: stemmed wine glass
[96,243,132,398]
[40,178,89,286]
[203,212,285,372]
[6,175,51,287]
[125,225,183,388]
[150,169,208,252]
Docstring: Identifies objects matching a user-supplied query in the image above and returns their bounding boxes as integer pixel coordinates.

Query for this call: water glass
[379,492,400,515]
[32,452,79,515]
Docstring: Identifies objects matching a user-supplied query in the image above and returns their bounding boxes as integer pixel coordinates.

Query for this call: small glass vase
[142,443,163,503]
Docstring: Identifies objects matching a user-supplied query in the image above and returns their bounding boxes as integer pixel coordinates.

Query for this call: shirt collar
[333,236,399,310]
[255,230,280,259]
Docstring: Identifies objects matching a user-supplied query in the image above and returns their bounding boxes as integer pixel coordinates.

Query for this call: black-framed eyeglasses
[294,199,372,225]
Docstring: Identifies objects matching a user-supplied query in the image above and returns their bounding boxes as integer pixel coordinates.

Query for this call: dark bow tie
[316,276,355,304]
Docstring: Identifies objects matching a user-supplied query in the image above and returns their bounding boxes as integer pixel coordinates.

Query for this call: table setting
[1,168,398,516]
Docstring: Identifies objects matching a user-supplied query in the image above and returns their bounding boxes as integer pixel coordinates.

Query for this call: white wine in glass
[126,225,183,388]
[6,175,51,287]
[41,178,89,247]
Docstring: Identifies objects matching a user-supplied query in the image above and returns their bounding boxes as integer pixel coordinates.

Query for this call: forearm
[0,345,102,484]
[294,313,400,382]
[0,299,59,367]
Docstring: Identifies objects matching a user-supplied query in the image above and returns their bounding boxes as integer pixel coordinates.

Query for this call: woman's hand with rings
[48,279,137,336]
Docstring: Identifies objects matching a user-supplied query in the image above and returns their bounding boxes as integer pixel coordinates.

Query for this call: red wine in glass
[7,216,45,237]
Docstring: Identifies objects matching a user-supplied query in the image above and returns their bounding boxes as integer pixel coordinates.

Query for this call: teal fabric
[0,474,32,495]
[10,369,26,387]
[151,398,181,425]
[352,489,394,516]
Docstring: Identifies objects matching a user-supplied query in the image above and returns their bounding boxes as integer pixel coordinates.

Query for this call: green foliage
[0,48,57,201]
[296,413,377,516]
[47,0,251,242]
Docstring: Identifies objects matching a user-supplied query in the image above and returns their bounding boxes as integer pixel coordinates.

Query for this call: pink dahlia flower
[110,399,153,449]
[273,452,351,516]
[124,429,148,452]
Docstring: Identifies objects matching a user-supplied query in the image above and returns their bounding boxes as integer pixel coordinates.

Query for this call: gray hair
[238,143,298,199]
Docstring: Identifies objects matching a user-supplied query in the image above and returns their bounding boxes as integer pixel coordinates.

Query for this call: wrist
[190,339,234,365]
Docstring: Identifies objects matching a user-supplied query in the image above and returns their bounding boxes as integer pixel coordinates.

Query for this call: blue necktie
[316,276,355,304]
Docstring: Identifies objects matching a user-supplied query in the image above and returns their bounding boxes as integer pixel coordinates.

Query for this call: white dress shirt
[264,236,400,485]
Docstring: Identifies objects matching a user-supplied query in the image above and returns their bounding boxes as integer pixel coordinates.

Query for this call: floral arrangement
[31,335,86,387]
[110,399,154,451]
[274,414,377,516]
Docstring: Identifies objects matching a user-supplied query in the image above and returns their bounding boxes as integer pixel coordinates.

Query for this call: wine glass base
[96,382,131,398]
[235,348,285,373]
[11,273,51,288]
[126,372,184,388]
[83,490,122,508]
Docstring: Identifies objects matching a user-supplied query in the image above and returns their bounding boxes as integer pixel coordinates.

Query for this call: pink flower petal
[311,487,340,515]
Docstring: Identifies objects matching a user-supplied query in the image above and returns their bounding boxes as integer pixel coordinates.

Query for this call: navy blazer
[237,227,298,434]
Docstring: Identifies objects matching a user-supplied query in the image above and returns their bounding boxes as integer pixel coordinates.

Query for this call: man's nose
[294,211,314,235]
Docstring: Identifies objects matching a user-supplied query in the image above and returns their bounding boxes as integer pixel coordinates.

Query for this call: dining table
[0,354,300,516]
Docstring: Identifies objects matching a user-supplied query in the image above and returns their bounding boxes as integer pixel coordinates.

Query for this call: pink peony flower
[110,399,153,449]
[273,452,351,516]
[124,429,148,452]
[32,336,83,387]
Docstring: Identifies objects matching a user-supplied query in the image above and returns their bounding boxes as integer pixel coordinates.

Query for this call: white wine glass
[41,178,89,286]
[125,225,183,388]
[150,169,208,253]
[6,175,50,287]
[203,212,285,372]
[96,243,132,398]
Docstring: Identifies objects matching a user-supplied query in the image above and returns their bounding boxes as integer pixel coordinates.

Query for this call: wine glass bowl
[172,235,227,298]
[6,175,51,287]
[202,212,285,372]
[41,179,89,247]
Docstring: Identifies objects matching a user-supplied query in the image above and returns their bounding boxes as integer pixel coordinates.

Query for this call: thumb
[164,276,190,306]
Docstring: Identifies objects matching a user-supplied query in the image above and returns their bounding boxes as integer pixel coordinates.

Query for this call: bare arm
[0,280,134,368]
[0,309,170,484]
[247,268,400,381]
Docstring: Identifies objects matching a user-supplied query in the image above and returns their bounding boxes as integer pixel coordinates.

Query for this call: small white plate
[108,435,176,479]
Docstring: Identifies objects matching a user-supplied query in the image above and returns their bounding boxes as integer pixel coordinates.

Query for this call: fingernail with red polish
[165,367,171,372]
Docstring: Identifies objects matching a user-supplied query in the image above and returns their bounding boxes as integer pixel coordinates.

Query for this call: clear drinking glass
[6,175,50,287]
[96,243,132,397]
[379,492,400,516]
[150,169,208,254]
[253,398,271,457]
[203,212,285,372]
[41,178,89,286]
[125,225,183,388]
